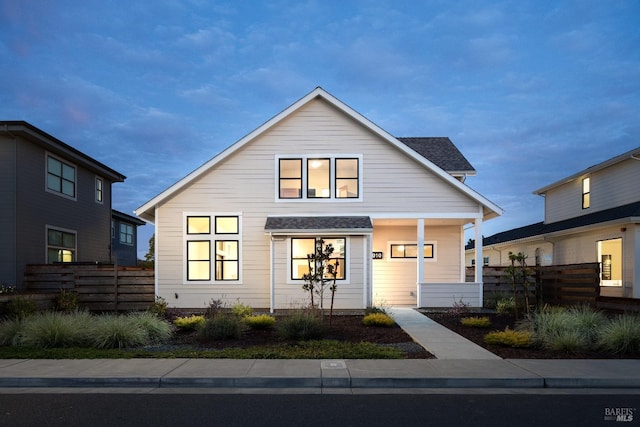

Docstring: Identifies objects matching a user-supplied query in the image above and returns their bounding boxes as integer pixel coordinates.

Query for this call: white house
[135,87,502,311]
[468,146,640,299]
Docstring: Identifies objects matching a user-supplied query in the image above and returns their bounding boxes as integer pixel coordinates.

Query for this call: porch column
[474,217,483,306]
[416,218,424,308]
[634,225,640,299]
[269,235,275,313]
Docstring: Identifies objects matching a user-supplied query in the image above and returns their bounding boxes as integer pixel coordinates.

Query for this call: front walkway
[390,307,501,360]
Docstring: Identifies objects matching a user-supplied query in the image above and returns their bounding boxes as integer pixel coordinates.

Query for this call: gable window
[47,227,76,263]
[47,155,76,198]
[279,159,302,198]
[95,177,104,203]
[290,237,346,280]
[185,214,241,282]
[389,242,436,261]
[582,177,590,209]
[119,223,134,245]
[277,155,362,201]
[336,158,359,198]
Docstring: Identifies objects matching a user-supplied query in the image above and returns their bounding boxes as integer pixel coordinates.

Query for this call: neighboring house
[135,87,502,310]
[112,210,146,266]
[0,121,126,290]
[467,146,640,299]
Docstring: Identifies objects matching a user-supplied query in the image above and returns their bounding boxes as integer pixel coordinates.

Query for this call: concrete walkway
[0,308,638,391]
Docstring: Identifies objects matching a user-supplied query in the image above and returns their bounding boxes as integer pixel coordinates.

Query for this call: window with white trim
[185,214,241,282]
[95,177,104,203]
[290,237,346,280]
[277,155,362,200]
[46,154,76,198]
[47,227,76,263]
[119,223,134,245]
[582,177,590,209]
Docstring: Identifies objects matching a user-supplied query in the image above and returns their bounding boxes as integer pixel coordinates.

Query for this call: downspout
[269,233,275,313]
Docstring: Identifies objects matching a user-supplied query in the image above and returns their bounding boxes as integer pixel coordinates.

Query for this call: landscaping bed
[424,311,640,359]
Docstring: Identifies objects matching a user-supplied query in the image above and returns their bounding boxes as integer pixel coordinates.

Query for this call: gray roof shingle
[265,216,373,232]
[396,137,475,173]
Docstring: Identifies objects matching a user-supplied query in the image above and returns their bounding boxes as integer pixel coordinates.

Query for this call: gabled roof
[112,209,146,226]
[534,146,640,195]
[135,87,502,223]
[0,121,126,182]
[397,137,475,176]
[474,200,640,248]
[265,216,373,234]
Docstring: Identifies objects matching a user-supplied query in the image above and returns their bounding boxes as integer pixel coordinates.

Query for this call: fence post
[113,260,119,312]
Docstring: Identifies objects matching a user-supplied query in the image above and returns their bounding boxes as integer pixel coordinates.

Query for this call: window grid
[290,237,346,281]
[47,155,76,198]
[390,243,434,259]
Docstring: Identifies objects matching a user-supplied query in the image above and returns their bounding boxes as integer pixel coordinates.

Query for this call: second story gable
[534,147,640,224]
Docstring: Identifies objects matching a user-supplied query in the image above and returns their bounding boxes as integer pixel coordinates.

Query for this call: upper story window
[95,177,104,203]
[277,155,362,201]
[47,227,76,263]
[47,154,76,198]
[119,223,134,245]
[582,177,590,209]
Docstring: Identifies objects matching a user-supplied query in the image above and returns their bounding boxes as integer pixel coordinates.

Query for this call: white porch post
[416,218,425,308]
[269,235,275,313]
[474,218,483,306]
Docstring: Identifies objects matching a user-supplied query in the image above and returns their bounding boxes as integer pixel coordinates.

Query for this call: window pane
[48,229,62,246]
[307,159,329,198]
[47,174,60,192]
[336,158,358,178]
[216,260,238,280]
[280,180,301,198]
[391,245,404,258]
[188,261,210,281]
[48,157,61,175]
[280,159,301,178]
[336,179,358,198]
[62,232,75,249]
[424,244,434,258]
[292,259,311,279]
[215,241,238,260]
[187,216,210,234]
[405,245,418,258]
[323,238,345,258]
[62,164,75,181]
[292,238,315,258]
[215,216,238,234]
[188,241,210,261]
[62,179,75,196]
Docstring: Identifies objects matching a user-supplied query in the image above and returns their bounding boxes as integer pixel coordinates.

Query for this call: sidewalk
[0,308,638,391]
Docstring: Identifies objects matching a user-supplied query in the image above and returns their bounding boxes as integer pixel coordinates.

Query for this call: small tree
[505,252,533,320]
[301,239,339,322]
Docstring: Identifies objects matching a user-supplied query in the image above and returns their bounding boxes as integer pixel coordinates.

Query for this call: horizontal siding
[420,283,481,307]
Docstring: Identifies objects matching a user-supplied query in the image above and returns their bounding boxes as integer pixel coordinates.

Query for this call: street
[1,391,638,427]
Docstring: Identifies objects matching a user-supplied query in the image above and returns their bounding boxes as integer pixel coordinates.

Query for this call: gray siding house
[0,121,126,290]
[112,210,146,266]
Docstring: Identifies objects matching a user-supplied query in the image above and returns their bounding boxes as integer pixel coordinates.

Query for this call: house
[112,210,146,266]
[135,87,502,311]
[0,121,126,290]
[467,146,640,299]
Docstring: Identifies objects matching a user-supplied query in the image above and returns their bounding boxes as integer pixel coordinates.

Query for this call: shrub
[5,296,38,319]
[531,305,604,352]
[18,312,92,348]
[277,311,325,340]
[148,296,168,318]
[55,289,79,313]
[205,298,225,318]
[484,327,532,348]
[460,316,491,328]
[92,314,148,349]
[231,302,253,318]
[128,311,173,344]
[173,314,206,330]
[364,306,387,315]
[445,298,470,317]
[495,297,515,316]
[362,313,395,327]
[244,314,276,329]
[198,314,244,340]
[0,318,24,346]
[598,314,640,354]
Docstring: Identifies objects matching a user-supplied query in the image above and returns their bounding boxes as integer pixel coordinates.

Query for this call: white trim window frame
[95,176,104,204]
[119,222,134,246]
[183,212,242,284]
[287,236,350,284]
[46,225,77,263]
[275,154,363,202]
[387,240,437,263]
[45,152,77,200]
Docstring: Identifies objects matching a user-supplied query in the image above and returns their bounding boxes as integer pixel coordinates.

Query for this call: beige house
[467,146,640,299]
[135,88,502,311]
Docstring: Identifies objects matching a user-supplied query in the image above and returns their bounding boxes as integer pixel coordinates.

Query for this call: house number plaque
[372,252,383,259]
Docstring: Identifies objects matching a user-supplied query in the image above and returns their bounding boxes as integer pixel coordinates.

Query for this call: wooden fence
[24,264,155,311]
[467,262,601,307]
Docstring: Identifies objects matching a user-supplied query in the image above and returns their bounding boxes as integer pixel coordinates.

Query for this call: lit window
[95,177,104,203]
[47,228,76,263]
[582,177,590,209]
[307,158,330,198]
[290,237,345,280]
[187,241,211,281]
[336,158,359,198]
[215,216,238,234]
[47,155,76,198]
[119,223,134,245]
[215,241,239,280]
[279,159,302,198]
[390,243,434,259]
[187,216,210,234]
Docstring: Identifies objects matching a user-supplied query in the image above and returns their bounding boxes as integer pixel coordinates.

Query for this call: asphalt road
[0,392,638,427]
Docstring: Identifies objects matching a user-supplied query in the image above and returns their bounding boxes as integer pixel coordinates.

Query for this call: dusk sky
[2,1,639,257]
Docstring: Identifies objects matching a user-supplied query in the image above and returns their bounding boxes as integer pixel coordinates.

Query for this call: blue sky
[2,0,639,257]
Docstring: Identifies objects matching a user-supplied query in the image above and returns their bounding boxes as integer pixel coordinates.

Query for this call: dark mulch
[424,311,640,359]
[170,315,434,359]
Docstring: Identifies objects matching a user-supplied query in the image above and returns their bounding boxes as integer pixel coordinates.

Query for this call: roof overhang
[265,216,373,236]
